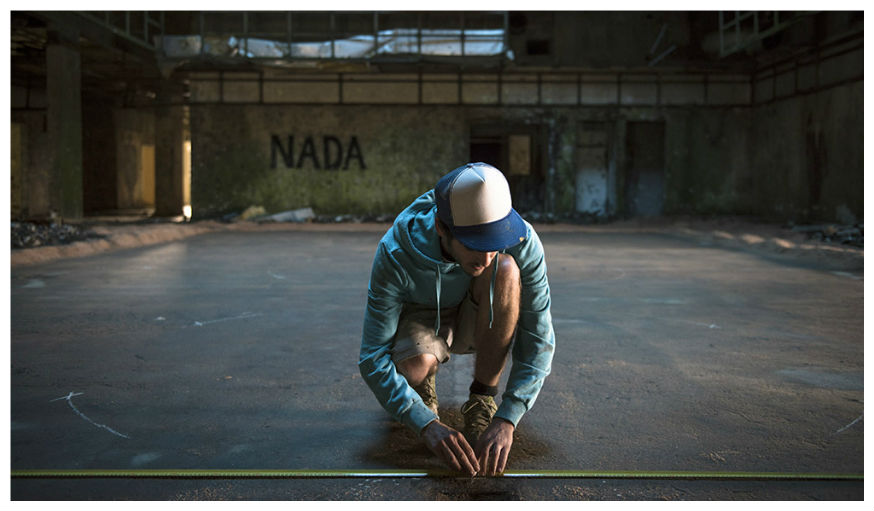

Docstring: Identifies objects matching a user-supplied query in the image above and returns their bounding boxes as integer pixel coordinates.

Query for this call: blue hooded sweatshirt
[358,189,555,434]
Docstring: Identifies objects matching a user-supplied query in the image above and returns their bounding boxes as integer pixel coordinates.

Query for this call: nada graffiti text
[270,134,366,170]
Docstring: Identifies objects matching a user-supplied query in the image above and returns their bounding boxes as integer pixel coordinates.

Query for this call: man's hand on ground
[474,418,515,476]
[421,420,479,476]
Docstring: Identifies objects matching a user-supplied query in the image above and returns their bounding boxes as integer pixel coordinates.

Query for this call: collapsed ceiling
[10,11,862,107]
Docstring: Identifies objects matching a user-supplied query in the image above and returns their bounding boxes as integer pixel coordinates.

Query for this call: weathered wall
[46,41,83,219]
[190,105,470,218]
[537,107,753,219]
[114,109,156,210]
[189,103,767,220]
[551,12,692,69]
[664,107,751,216]
[10,111,52,220]
[16,91,860,224]
[83,100,119,213]
[749,81,864,223]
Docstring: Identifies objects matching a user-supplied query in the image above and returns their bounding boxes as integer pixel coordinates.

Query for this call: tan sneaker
[461,393,497,444]
[413,372,439,417]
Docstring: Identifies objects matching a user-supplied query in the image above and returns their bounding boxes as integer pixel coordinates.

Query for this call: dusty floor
[8,218,866,500]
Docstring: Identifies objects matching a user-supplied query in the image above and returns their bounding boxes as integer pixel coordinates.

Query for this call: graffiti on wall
[270,135,367,170]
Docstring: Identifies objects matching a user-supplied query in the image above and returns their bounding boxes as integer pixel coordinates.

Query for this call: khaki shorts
[391,294,479,364]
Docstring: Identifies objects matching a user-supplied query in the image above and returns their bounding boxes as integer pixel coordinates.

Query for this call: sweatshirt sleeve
[494,226,555,427]
[358,242,439,434]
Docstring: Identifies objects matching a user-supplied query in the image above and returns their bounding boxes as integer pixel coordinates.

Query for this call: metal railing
[718,11,815,58]
[77,11,165,51]
[158,11,509,62]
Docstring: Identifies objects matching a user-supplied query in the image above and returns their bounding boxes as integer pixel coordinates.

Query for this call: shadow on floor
[360,406,554,471]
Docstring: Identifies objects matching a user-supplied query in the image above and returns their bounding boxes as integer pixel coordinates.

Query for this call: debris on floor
[239,206,267,221]
[222,206,316,223]
[10,222,106,249]
[789,223,864,247]
[259,207,315,223]
[314,213,396,223]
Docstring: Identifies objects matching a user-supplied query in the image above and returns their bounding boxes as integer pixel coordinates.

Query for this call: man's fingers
[477,443,490,476]
[437,443,463,473]
[459,436,479,472]
[451,436,479,476]
[495,446,510,475]
[422,421,480,476]
[442,434,477,476]
[487,445,500,475]
[489,445,507,475]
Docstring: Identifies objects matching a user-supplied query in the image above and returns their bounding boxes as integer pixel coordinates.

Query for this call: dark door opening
[470,126,544,213]
[625,121,665,217]
[470,138,504,170]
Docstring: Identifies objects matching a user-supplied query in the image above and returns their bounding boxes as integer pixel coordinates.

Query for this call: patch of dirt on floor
[11,221,106,249]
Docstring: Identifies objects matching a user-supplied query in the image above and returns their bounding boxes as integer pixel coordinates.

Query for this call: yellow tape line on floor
[10,469,863,481]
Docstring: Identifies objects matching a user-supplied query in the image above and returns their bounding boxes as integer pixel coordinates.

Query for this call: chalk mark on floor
[50,392,130,439]
[835,414,863,434]
[193,312,264,327]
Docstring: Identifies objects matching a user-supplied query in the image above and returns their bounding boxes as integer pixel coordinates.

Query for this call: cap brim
[451,209,528,252]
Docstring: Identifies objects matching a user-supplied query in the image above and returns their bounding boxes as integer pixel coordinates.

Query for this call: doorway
[625,121,666,217]
[470,124,545,213]
[575,122,610,218]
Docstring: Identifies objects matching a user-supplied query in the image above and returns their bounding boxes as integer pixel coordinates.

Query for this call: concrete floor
[9,225,865,500]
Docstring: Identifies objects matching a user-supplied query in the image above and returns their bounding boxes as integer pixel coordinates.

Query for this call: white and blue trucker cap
[435,162,528,252]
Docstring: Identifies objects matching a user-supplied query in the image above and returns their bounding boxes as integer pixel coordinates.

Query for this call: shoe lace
[462,395,495,429]
[415,375,437,407]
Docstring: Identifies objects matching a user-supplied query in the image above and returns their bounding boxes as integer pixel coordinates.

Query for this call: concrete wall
[83,100,119,213]
[113,109,156,210]
[14,88,860,224]
[551,12,692,68]
[523,107,752,220]
[189,102,761,220]
[190,105,470,218]
[748,81,864,223]
[46,41,83,219]
[10,111,52,220]
[664,107,751,216]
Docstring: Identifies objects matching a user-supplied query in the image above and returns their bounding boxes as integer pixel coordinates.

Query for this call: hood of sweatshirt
[393,190,456,273]
[391,190,471,334]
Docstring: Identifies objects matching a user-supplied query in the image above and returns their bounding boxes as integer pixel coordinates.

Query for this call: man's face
[437,222,497,277]
[449,238,497,277]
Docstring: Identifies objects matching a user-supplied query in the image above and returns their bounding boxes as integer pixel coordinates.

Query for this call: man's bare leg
[400,352,479,476]
[464,253,521,475]
[396,353,438,387]
[471,253,521,386]
[396,353,439,416]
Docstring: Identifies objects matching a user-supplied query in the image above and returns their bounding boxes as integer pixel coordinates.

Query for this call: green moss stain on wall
[664,108,751,216]
[188,89,861,223]
[815,82,863,222]
[191,105,467,217]
[552,119,577,215]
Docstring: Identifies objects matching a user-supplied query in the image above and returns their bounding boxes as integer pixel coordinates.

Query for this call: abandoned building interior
[8,11,867,500]
[9,11,864,224]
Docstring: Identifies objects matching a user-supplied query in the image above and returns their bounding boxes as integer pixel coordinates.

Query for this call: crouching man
[359,162,555,476]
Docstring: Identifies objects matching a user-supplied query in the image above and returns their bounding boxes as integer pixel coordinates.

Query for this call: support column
[154,89,187,218]
[46,29,84,220]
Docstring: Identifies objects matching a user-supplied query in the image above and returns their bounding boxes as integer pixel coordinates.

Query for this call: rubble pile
[314,213,396,223]
[790,223,864,248]
[221,206,317,223]
[11,222,105,249]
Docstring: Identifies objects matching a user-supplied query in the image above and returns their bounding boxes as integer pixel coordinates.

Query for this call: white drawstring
[434,269,442,335]
[488,253,501,329]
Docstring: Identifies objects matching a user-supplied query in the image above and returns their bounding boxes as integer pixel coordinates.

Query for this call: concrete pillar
[154,91,186,217]
[46,30,84,220]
